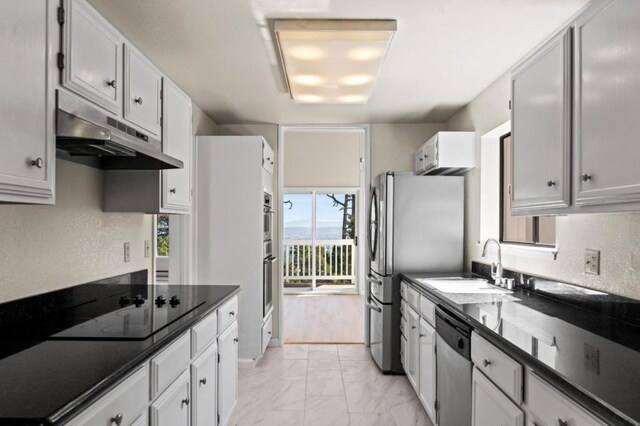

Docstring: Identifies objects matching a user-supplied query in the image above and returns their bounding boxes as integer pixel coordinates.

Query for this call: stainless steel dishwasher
[436,306,472,426]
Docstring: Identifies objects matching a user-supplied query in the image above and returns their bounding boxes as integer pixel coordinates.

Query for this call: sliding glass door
[283,190,358,293]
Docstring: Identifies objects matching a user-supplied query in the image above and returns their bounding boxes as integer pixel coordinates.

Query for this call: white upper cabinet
[414,144,427,175]
[162,79,192,212]
[0,0,55,204]
[418,317,436,423]
[413,132,475,176]
[574,0,640,206]
[511,27,572,214]
[62,0,123,115]
[124,44,162,137]
[472,368,524,426]
[262,140,275,175]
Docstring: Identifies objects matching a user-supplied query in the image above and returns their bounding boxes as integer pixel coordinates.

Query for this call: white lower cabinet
[527,372,603,426]
[406,306,421,391]
[191,343,217,426]
[150,371,190,426]
[472,368,524,426]
[218,321,238,426]
[418,318,436,423]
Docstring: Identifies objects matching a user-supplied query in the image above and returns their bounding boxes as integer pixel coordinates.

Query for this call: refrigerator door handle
[365,299,382,312]
[366,274,382,285]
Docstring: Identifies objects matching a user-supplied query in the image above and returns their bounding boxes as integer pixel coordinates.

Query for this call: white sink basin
[417,277,510,294]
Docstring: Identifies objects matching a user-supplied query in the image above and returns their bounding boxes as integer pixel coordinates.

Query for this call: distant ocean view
[284,226,344,240]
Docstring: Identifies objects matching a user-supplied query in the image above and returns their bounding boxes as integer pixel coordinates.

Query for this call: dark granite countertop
[0,282,240,425]
[401,267,640,426]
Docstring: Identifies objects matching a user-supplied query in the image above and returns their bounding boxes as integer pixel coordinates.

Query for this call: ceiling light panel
[274,20,397,104]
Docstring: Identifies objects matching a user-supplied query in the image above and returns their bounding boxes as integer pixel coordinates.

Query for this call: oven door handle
[264,209,276,214]
[264,257,279,263]
[366,274,382,285]
[365,299,382,313]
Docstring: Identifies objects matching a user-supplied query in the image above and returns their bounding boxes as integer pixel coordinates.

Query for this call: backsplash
[0,160,153,303]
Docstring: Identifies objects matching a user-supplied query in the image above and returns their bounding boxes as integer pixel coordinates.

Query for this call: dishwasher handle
[365,299,382,313]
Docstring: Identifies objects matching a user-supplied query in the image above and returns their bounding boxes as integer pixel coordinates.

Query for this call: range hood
[56,91,183,170]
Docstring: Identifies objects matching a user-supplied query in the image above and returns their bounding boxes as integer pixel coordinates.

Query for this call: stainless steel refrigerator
[367,172,464,373]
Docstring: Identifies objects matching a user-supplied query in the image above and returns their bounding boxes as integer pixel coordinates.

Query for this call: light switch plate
[124,242,131,263]
[144,240,150,258]
[585,249,600,275]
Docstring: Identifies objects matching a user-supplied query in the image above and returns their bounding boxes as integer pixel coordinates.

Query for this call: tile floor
[230,344,433,426]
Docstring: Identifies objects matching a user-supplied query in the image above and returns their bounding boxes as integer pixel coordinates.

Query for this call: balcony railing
[283,239,355,287]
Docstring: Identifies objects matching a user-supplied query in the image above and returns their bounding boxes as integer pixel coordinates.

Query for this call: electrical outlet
[584,249,600,275]
[584,344,600,374]
[124,242,131,263]
[144,240,150,258]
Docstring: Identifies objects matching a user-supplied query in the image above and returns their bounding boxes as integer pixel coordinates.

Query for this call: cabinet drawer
[471,332,523,404]
[191,310,218,358]
[400,299,407,319]
[261,312,273,354]
[70,365,148,426]
[400,281,408,300]
[151,332,191,400]
[419,295,436,326]
[527,373,603,426]
[407,286,420,310]
[218,296,238,334]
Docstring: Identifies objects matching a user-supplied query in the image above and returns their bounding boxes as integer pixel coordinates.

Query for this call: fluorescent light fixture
[274,19,397,104]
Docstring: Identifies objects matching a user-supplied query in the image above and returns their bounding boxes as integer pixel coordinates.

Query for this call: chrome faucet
[481,238,504,286]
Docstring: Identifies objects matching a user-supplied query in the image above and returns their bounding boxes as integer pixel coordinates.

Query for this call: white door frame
[277,124,371,345]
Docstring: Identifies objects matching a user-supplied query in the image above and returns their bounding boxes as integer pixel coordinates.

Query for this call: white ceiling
[87,0,589,125]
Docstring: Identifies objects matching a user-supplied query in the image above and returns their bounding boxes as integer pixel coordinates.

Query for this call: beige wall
[284,130,362,188]
[193,104,218,135]
[216,124,282,340]
[446,73,640,300]
[370,123,447,182]
[0,160,153,303]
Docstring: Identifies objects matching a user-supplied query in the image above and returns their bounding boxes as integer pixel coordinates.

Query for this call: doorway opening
[278,125,369,344]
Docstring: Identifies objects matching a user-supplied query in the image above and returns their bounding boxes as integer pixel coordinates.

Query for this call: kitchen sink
[416,277,511,294]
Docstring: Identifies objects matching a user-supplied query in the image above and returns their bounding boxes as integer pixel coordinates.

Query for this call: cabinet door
[472,368,524,426]
[575,0,640,206]
[262,140,274,175]
[406,307,420,391]
[511,27,572,213]
[124,45,162,137]
[424,136,438,171]
[162,79,192,211]
[0,0,55,204]
[418,318,436,423]
[150,371,190,426]
[191,343,217,426]
[218,321,238,426]
[414,145,426,175]
[62,0,123,115]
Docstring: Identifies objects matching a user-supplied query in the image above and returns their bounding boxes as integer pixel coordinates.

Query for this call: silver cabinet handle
[30,158,44,169]
[229,311,235,316]
[233,337,239,343]
[110,413,123,425]
[419,157,423,162]
[169,188,176,194]
[181,397,190,407]
[555,418,568,426]
[419,333,425,338]
[365,300,382,312]
[483,359,491,367]
[581,173,592,182]
[547,180,556,187]
[411,325,417,330]
[268,331,272,335]
[107,79,117,88]
[134,97,143,105]
[199,377,207,386]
